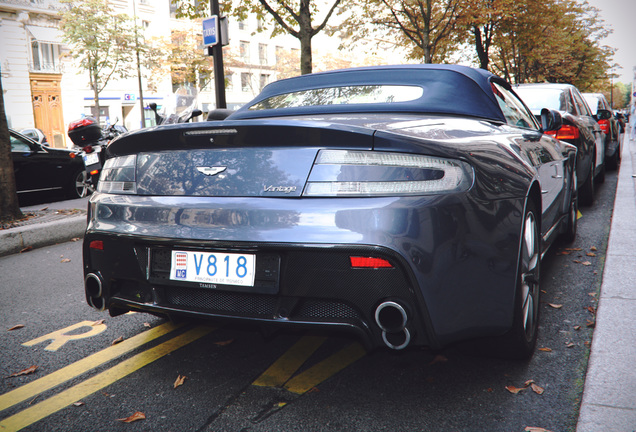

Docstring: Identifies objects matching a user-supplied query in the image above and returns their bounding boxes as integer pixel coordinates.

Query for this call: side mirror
[595,109,611,121]
[541,108,562,132]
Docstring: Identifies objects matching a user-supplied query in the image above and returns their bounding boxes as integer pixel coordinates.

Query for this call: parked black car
[583,93,621,170]
[515,83,605,206]
[10,129,89,200]
[83,65,578,359]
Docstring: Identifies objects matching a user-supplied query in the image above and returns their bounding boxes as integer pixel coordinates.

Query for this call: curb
[0,215,87,258]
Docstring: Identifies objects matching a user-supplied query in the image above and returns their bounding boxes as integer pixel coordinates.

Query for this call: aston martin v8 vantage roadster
[83,65,578,359]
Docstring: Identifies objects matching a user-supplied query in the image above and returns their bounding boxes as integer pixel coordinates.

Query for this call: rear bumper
[83,192,524,350]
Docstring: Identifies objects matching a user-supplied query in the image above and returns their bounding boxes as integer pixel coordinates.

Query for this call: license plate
[170,250,256,287]
[83,153,100,165]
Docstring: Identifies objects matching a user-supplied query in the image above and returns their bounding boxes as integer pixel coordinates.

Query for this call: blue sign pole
[207,0,226,109]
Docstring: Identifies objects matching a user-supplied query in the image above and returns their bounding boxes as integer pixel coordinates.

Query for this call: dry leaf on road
[548,304,563,309]
[538,347,552,352]
[530,383,545,394]
[61,258,71,263]
[214,339,235,347]
[8,365,38,378]
[8,324,25,331]
[505,385,525,394]
[117,411,146,423]
[111,336,124,345]
[525,427,554,432]
[174,375,187,389]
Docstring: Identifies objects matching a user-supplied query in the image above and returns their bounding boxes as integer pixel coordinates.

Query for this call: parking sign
[203,16,218,47]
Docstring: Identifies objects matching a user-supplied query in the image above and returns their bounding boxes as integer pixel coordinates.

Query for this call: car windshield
[248,85,424,110]
[515,88,565,112]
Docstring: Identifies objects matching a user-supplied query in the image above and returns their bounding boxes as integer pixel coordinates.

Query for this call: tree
[60,0,137,121]
[0,72,23,223]
[173,0,344,75]
[339,0,460,64]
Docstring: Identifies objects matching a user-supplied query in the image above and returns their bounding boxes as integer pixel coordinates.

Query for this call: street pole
[133,0,146,128]
[208,0,226,109]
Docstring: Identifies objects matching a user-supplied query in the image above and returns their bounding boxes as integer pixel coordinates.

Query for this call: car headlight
[304,150,473,196]
[97,155,137,194]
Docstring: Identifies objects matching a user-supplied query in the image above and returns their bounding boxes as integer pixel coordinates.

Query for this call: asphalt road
[0,168,617,432]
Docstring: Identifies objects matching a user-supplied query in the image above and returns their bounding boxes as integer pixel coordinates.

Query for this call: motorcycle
[67,116,127,193]
[148,85,202,125]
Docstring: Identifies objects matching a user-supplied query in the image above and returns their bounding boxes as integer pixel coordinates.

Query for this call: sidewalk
[0,135,634,430]
[0,197,88,257]
[576,131,636,432]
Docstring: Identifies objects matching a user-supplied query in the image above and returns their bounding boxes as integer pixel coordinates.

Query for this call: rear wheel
[562,170,578,243]
[579,161,595,207]
[498,201,541,359]
[67,169,91,199]
[606,141,621,171]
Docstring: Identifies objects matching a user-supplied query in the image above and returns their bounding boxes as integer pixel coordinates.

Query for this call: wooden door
[30,74,66,148]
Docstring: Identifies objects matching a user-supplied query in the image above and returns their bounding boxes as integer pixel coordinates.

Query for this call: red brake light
[546,125,580,140]
[69,118,96,131]
[83,145,93,153]
[89,240,104,250]
[350,256,393,268]
[598,119,610,134]
[69,153,76,159]
[90,169,100,175]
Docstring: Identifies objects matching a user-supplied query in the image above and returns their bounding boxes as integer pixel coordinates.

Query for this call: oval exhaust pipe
[375,301,408,333]
[382,328,411,350]
[85,273,106,311]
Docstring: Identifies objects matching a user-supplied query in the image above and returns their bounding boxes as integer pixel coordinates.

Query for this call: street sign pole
[208,0,226,109]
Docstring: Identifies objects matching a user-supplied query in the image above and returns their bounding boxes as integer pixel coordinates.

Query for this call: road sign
[203,16,218,47]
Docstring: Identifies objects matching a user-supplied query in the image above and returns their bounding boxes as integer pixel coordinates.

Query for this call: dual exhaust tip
[375,301,411,350]
[85,273,106,311]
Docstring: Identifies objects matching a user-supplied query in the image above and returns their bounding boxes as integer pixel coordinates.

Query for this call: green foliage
[60,0,137,112]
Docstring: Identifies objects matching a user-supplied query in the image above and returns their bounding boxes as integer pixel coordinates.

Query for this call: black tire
[498,201,541,359]
[606,141,620,171]
[579,161,595,207]
[595,157,605,184]
[67,169,92,199]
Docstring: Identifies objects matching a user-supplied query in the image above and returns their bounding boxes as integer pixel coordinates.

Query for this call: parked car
[515,83,604,206]
[10,129,89,200]
[582,93,621,170]
[19,128,48,145]
[83,65,579,359]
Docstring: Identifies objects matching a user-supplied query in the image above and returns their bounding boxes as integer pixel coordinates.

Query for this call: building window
[238,20,246,30]
[30,40,62,73]
[240,41,250,63]
[225,72,234,91]
[259,74,270,91]
[241,72,252,92]
[259,43,268,65]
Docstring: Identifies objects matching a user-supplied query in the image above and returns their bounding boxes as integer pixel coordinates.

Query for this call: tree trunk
[299,0,313,75]
[0,72,24,222]
[473,26,489,70]
[92,68,101,121]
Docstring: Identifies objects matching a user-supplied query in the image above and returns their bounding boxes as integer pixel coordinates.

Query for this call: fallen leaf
[61,258,71,263]
[584,341,591,347]
[548,304,563,309]
[524,379,535,386]
[73,401,85,407]
[8,365,38,378]
[541,290,547,294]
[111,336,124,345]
[530,383,545,394]
[117,411,146,423]
[143,322,151,328]
[8,324,25,331]
[585,306,596,315]
[214,339,234,347]
[565,342,575,348]
[428,354,448,365]
[565,248,582,251]
[275,402,287,408]
[574,325,581,330]
[538,347,552,352]
[525,427,554,432]
[586,319,596,328]
[573,260,582,264]
[92,319,105,326]
[586,252,596,257]
[20,246,33,253]
[581,261,592,266]
[590,246,597,251]
[174,375,187,389]
[556,251,571,256]
[505,385,525,394]
[588,292,597,297]
[70,237,81,242]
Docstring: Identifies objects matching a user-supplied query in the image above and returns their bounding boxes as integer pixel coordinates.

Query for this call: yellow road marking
[283,343,366,394]
[0,325,213,432]
[577,210,583,219]
[0,321,181,413]
[23,321,108,352]
[252,335,326,387]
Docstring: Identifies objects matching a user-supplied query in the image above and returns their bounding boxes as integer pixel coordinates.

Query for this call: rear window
[515,88,567,113]
[248,85,424,110]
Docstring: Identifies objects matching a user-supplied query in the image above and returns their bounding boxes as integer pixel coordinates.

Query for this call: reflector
[350,256,393,268]
[89,240,104,250]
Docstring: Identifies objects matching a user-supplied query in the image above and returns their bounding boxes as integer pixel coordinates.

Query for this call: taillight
[350,256,393,268]
[83,145,93,153]
[69,153,76,159]
[598,119,610,134]
[546,125,580,140]
[69,118,96,131]
[89,240,104,250]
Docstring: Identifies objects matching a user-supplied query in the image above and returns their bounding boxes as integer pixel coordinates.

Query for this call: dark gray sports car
[83,65,577,359]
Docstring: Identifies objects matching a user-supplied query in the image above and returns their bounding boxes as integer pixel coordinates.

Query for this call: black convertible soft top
[228,64,508,123]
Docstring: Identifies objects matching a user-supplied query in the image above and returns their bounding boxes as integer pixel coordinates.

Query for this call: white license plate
[83,153,100,165]
[170,250,256,287]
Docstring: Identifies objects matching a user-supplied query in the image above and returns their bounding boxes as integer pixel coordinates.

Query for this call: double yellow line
[0,322,213,431]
